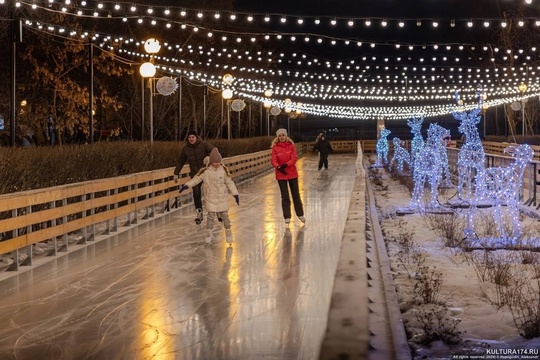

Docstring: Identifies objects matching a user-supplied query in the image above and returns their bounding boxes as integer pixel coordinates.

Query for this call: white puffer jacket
[185,164,239,212]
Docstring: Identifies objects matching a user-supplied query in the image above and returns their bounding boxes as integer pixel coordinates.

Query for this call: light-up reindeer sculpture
[465,144,534,243]
[452,91,485,202]
[410,123,451,210]
[375,127,391,166]
[407,116,424,173]
[391,137,410,174]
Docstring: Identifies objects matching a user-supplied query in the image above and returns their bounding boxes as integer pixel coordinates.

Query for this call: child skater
[180,148,239,244]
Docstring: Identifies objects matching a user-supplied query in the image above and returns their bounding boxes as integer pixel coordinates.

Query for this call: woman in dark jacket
[271,128,305,225]
[312,134,333,170]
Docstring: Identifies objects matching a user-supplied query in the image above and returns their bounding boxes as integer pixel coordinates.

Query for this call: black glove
[179,185,189,193]
[277,164,287,175]
[234,195,239,205]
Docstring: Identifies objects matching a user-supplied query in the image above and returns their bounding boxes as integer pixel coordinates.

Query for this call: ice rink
[0,153,358,360]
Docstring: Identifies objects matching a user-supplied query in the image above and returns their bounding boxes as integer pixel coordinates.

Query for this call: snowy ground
[367,157,540,360]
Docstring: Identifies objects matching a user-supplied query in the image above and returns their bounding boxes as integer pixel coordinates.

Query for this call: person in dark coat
[174,130,214,223]
[312,134,333,170]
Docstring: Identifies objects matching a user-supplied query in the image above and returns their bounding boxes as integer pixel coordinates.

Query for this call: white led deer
[407,116,424,172]
[376,128,391,166]
[453,106,485,202]
[391,137,410,174]
[465,144,534,243]
[410,123,451,210]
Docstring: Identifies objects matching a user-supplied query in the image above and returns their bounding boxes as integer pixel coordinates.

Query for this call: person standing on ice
[179,148,239,244]
[173,130,214,225]
[312,133,333,170]
[271,128,306,225]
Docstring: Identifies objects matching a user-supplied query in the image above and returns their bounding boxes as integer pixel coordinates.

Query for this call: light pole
[263,89,272,136]
[518,82,527,141]
[263,100,272,136]
[139,38,160,144]
[284,98,292,135]
[222,88,233,140]
[222,74,235,140]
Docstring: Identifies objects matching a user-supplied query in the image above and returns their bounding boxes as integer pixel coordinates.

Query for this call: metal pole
[141,77,144,141]
[227,101,231,140]
[522,98,525,141]
[178,77,182,142]
[10,14,17,147]
[203,85,207,138]
[89,42,94,143]
[266,110,270,136]
[287,115,290,135]
[149,78,153,144]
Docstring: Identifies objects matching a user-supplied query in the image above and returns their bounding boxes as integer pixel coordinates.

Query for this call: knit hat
[209,148,222,163]
[187,130,198,137]
[276,128,287,137]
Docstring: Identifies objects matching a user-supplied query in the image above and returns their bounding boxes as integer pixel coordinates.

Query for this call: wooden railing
[0,146,306,272]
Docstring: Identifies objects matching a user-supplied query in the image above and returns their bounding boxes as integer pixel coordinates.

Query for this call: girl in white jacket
[180,148,239,244]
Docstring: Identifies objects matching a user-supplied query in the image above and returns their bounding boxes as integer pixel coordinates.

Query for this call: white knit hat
[276,128,287,137]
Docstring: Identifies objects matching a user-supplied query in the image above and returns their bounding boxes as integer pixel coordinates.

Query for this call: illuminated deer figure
[453,106,485,202]
[376,127,391,166]
[410,123,451,210]
[466,144,534,243]
[407,116,424,172]
[391,137,410,174]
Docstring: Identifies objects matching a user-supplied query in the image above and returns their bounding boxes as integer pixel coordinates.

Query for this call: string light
[13,1,540,120]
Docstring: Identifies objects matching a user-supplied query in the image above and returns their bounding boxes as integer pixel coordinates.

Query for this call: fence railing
[0,146,306,272]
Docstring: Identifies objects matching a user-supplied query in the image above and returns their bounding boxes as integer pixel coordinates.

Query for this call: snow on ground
[367,156,540,359]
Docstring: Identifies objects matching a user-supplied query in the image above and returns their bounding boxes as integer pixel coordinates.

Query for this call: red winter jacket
[271,139,299,180]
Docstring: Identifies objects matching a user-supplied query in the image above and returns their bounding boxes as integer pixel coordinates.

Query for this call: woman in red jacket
[271,128,306,225]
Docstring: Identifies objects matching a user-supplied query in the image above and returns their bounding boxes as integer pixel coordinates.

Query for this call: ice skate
[205,229,214,244]
[195,208,203,225]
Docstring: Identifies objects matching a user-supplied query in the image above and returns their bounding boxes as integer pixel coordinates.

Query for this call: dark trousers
[192,182,203,210]
[318,153,329,170]
[278,178,304,219]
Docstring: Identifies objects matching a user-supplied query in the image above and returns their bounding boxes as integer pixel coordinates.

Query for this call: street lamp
[263,100,272,136]
[222,74,235,140]
[222,88,233,140]
[518,82,528,140]
[139,38,160,144]
[263,89,272,136]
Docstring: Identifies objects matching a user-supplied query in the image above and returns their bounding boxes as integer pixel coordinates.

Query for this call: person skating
[271,128,305,225]
[312,134,333,170]
[179,148,239,244]
[173,130,214,224]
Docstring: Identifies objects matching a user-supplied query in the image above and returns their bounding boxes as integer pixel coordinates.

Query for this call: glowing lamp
[144,38,161,54]
[139,62,156,78]
[222,74,234,85]
[263,100,272,108]
[264,89,273,97]
[222,88,233,99]
[518,83,528,93]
